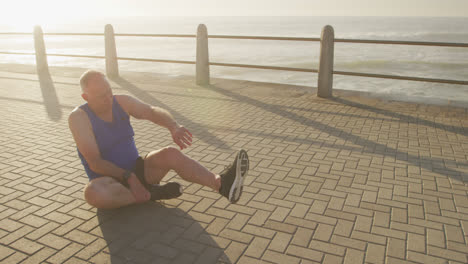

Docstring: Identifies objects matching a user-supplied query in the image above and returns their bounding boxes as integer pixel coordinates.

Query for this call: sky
[1,0,467,27]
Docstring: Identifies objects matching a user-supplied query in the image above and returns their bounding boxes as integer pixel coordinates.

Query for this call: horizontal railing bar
[208,35,321,41]
[0,32,32,35]
[117,57,196,64]
[44,33,103,36]
[47,53,105,59]
[210,62,318,72]
[115,33,195,38]
[0,51,35,55]
[334,70,468,85]
[335,38,468,48]
[2,31,468,48]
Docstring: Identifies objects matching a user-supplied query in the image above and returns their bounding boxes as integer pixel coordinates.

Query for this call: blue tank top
[77,96,139,180]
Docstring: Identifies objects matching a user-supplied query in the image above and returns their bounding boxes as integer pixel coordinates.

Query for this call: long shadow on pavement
[207,84,466,180]
[96,203,229,263]
[333,97,468,137]
[110,76,233,151]
[37,69,62,121]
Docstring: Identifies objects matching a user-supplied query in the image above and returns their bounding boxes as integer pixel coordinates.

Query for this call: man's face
[82,75,113,115]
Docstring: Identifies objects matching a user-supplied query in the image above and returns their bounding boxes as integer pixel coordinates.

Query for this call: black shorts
[123,156,146,188]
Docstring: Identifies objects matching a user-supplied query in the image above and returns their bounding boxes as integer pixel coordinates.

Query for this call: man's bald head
[80,70,106,93]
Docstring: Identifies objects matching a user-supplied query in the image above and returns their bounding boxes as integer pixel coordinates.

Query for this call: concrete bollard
[105,24,119,77]
[317,25,335,98]
[34,26,49,74]
[196,24,210,85]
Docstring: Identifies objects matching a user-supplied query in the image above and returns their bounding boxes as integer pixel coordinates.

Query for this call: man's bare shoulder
[114,94,135,103]
[68,107,88,126]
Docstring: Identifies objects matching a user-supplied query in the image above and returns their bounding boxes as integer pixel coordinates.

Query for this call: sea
[1,16,468,103]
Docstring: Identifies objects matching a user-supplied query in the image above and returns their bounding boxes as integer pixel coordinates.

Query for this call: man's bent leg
[144,147,221,191]
[84,177,136,209]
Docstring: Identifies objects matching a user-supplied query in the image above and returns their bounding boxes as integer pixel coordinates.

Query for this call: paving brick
[313,224,334,242]
[19,214,49,228]
[75,238,107,260]
[67,208,95,221]
[20,247,56,264]
[354,215,372,232]
[291,227,314,247]
[286,245,323,262]
[219,229,253,244]
[427,228,447,248]
[323,254,344,264]
[427,246,468,263]
[408,204,425,219]
[0,218,23,232]
[204,217,229,236]
[387,238,406,259]
[220,241,247,263]
[248,210,271,226]
[308,240,346,256]
[46,242,84,264]
[343,248,364,264]
[351,230,387,245]
[242,224,276,239]
[269,207,291,222]
[391,222,425,235]
[407,233,426,253]
[0,224,35,245]
[0,251,28,264]
[366,243,386,264]
[44,211,73,224]
[64,229,97,245]
[187,211,215,224]
[0,244,15,261]
[263,249,301,264]
[9,237,44,255]
[245,236,270,258]
[290,203,310,218]
[268,232,292,253]
[330,235,367,251]
[146,242,179,259]
[373,211,390,228]
[334,219,353,237]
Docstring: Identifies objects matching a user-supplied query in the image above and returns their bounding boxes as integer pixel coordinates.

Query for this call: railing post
[317,25,335,98]
[33,26,49,74]
[196,24,210,85]
[105,24,119,77]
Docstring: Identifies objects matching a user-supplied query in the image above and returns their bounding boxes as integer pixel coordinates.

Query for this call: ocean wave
[339,31,468,42]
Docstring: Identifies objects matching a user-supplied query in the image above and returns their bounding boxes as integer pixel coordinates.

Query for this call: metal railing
[1,24,467,97]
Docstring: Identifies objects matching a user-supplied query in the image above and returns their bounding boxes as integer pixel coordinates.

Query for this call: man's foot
[148,182,183,201]
[219,149,249,203]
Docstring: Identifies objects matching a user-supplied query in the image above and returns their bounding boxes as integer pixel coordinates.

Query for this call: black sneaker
[219,149,249,203]
[149,182,183,201]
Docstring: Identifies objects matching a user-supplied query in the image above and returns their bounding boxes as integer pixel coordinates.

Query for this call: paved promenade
[0,64,467,263]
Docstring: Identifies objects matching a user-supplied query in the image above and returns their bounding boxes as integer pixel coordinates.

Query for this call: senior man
[68,70,249,209]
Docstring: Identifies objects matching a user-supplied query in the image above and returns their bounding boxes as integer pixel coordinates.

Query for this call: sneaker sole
[229,149,249,203]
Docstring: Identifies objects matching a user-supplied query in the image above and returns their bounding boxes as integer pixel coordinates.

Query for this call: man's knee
[83,177,119,208]
[84,181,101,208]
[159,146,183,165]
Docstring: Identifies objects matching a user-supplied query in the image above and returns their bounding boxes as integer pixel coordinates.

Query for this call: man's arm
[116,95,192,149]
[68,108,150,202]
[68,108,127,181]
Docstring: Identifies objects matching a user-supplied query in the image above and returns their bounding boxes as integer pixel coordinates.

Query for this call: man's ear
[81,93,88,101]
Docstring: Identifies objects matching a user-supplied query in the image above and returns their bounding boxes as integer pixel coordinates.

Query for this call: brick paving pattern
[0,65,467,263]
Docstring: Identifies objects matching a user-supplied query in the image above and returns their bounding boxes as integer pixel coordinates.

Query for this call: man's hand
[170,125,193,150]
[127,173,150,203]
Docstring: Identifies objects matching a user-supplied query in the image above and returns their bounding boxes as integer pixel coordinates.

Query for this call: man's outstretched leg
[143,147,249,203]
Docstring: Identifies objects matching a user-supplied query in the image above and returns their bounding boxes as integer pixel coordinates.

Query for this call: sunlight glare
[0,0,86,32]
